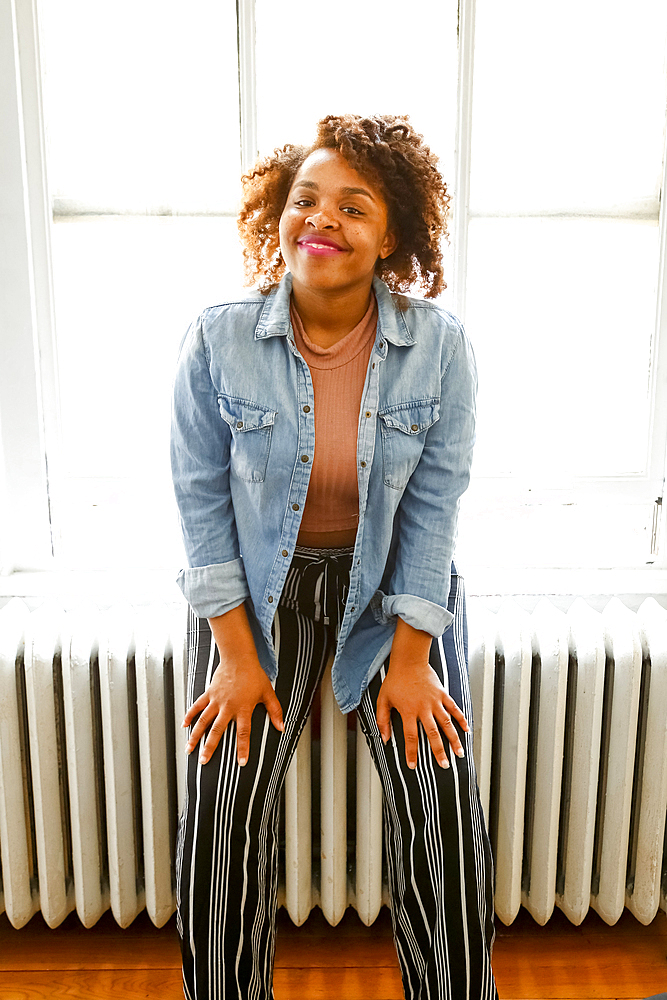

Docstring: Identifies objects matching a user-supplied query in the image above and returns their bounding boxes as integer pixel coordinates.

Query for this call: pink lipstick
[297,235,347,256]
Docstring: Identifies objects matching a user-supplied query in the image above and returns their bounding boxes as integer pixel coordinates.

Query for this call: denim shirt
[171,272,476,712]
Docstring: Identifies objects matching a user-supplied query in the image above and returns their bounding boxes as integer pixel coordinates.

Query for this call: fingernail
[199,754,206,764]
[409,761,417,770]
[238,757,247,767]
[456,748,465,758]
[441,758,450,769]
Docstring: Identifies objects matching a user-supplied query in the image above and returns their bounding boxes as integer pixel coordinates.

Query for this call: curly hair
[237,114,450,299]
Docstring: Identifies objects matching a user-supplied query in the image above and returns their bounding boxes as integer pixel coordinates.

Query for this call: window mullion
[0,0,61,572]
[452,0,476,322]
[645,112,667,565]
[237,0,258,173]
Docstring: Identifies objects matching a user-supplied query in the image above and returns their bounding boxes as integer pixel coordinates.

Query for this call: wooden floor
[0,904,665,999]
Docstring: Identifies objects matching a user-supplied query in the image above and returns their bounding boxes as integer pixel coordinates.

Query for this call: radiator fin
[1,596,666,929]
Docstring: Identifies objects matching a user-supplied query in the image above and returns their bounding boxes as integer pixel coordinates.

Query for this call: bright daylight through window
[14,0,667,577]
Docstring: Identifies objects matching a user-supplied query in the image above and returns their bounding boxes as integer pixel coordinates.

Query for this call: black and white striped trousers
[176,547,497,1000]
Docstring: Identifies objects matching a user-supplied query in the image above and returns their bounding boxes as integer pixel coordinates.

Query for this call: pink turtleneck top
[289,294,378,537]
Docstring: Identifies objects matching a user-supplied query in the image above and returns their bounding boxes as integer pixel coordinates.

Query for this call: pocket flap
[218,395,277,432]
[378,399,440,435]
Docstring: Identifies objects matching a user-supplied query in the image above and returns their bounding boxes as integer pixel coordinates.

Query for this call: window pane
[470,0,667,215]
[465,217,659,480]
[255,0,459,179]
[51,216,245,570]
[457,493,655,570]
[37,1,240,213]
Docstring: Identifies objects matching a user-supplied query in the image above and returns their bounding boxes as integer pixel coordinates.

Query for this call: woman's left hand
[376,619,469,770]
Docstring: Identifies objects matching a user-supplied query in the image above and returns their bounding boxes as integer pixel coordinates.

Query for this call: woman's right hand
[183,604,284,766]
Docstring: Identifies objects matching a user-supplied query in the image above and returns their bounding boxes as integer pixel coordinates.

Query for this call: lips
[297,235,347,255]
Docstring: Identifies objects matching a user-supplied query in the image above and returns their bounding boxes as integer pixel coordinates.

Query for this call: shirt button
[236,420,244,429]
[372,363,376,370]
[351,607,355,613]
[267,596,273,603]
[292,503,300,511]
[411,424,419,431]
[379,341,385,349]
[360,461,366,468]
[303,405,311,413]
[301,455,309,462]
[282,549,288,557]
[365,411,371,418]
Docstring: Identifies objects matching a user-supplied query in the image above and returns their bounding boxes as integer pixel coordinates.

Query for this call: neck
[290,279,374,349]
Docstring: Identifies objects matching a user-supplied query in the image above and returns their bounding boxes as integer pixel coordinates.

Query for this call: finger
[444,695,470,733]
[182,693,210,728]
[186,705,219,754]
[235,714,252,767]
[422,718,450,769]
[402,719,420,770]
[199,713,230,764]
[436,707,465,758]
[263,688,284,733]
[375,694,392,744]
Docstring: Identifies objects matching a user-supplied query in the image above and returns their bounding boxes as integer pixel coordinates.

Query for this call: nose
[305,208,338,229]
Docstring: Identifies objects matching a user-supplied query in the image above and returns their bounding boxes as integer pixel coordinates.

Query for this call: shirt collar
[254,272,414,347]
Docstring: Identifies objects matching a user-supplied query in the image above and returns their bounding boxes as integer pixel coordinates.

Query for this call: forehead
[291,148,385,200]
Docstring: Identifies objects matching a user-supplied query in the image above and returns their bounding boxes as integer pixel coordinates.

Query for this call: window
[454,0,667,571]
[2,0,667,579]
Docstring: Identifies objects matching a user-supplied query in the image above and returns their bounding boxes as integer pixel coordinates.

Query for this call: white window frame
[0,0,61,574]
[2,0,667,581]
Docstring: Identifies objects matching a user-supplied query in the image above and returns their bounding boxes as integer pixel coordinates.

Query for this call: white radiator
[468,596,667,928]
[0,596,666,931]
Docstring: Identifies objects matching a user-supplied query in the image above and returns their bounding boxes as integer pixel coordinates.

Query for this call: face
[278,148,397,297]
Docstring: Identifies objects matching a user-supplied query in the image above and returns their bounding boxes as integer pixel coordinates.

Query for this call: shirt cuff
[373,591,454,637]
[176,558,251,620]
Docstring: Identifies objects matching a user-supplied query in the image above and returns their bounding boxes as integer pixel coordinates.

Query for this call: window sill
[2,567,667,614]
[463,565,667,614]
[0,569,185,611]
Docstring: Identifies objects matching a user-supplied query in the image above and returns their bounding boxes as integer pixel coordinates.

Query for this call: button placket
[344,338,383,631]
[271,350,316,612]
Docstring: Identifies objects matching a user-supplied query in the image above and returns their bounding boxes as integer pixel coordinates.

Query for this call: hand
[375,619,469,770]
[183,604,284,766]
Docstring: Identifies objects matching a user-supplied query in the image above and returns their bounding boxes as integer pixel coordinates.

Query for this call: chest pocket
[378,399,440,490]
[218,395,277,483]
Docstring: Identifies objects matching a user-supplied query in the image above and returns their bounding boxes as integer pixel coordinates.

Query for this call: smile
[298,243,347,257]
[297,236,347,256]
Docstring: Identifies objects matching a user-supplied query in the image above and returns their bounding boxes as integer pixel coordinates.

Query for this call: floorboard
[0,905,665,999]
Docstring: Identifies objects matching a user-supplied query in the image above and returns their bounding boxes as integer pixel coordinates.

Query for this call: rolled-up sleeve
[171,316,250,618]
[385,319,477,635]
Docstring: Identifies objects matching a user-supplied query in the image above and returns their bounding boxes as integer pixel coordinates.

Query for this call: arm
[172,318,283,763]
[377,322,477,767]
[171,315,250,618]
[381,320,477,633]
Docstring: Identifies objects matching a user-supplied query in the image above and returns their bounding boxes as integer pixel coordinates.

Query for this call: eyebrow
[293,180,376,201]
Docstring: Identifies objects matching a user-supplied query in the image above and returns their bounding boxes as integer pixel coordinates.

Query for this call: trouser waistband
[278,546,354,632]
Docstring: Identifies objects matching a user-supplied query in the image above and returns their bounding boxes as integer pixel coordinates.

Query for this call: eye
[294,198,314,207]
[342,206,363,216]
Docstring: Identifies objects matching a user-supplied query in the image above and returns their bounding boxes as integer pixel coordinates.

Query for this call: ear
[379,230,398,259]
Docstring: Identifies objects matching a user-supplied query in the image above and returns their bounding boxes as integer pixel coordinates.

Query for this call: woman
[171,113,497,1000]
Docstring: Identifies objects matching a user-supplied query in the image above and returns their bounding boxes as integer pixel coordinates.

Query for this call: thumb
[376,691,392,744]
[263,686,284,732]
